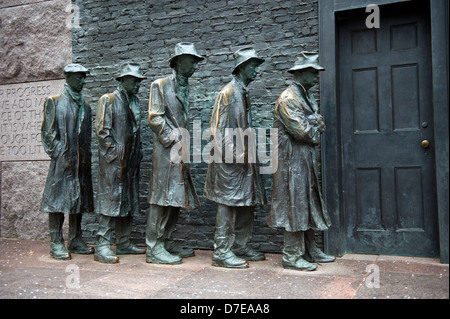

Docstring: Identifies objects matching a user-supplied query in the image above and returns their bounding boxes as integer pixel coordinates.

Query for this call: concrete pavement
[0,238,448,300]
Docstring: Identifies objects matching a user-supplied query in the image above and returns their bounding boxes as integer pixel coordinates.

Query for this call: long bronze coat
[269,82,331,231]
[148,74,200,209]
[95,87,143,217]
[40,84,94,214]
[203,77,266,207]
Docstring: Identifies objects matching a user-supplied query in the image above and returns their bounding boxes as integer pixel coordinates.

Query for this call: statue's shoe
[94,247,119,264]
[146,248,182,264]
[116,243,146,255]
[212,255,249,269]
[68,239,94,255]
[234,248,265,261]
[283,257,317,271]
[304,248,335,263]
[167,245,195,258]
[50,243,71,260]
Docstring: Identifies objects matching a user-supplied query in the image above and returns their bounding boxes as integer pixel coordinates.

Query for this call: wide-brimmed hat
[64,63,89,74]
[232,47,265,74]
[288,51,325,73]
[169,42,204,68]
[115,62,147,81]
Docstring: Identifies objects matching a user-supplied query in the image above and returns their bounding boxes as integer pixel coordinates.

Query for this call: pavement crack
[352,255,380,298]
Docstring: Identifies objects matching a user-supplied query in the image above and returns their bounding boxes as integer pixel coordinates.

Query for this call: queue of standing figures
[40,42,335,272]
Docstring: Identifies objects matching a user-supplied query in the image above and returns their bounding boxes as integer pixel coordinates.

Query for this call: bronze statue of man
[146,43,204,264]
[40,63,94,260]
[204,47,266,268]
[94,63,147,263]
[269,52,335,271]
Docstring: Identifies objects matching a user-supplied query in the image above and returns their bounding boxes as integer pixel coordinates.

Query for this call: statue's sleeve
[209,90,231,162]
[148,81,177,148]
[276,96,321,145]
[41,96,62,159]
[95,94,118,163]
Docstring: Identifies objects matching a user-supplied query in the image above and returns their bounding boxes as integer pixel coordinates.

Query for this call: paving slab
[0,238,448,301]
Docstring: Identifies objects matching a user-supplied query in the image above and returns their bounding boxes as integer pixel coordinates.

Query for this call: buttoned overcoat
[269,82,331,231]
[148,75,200,209]
[203,77,266,207]
[40,85,94,214]
[95,87,143,217]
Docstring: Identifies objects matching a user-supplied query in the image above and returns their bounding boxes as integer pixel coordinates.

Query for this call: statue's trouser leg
[304,228,335,263]
[162,206,179,250]
[145,204,181,263]
[68,214,93,254]
[114,214,145,254]
[68,214,82,243]
[49,212,65,245]
[95,214,114,252]
[115,214,133,247]
[213,204,236,260]
[282,230,317,271]
[282,230,305,265]
[94,214,119,263]
[48,213,70,259]
[305,229,316,253]
[146,204,169,250]
[233,206,254,254]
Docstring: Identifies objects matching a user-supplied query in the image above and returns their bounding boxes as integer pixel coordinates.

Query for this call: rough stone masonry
[72,0,322,253]
[0,0,72,240]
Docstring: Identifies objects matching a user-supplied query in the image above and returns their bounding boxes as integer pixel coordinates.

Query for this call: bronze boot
[304,229,335,263]
[49,213,71,260]
[282,230,317,271]
[94,237,119,264]
[146,240,182,264]
[94,215,119,263]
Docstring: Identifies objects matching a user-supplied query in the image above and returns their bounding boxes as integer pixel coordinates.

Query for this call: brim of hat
[288,64,325,73]
[64,70,90,75]
[115,74,147,80]
[169,54,205,67]
[232,57,265,74]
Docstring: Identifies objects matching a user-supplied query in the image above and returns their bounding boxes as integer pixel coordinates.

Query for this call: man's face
[296,68,320,88]
[66,72,86,93]
[175,55,198,78]
[239,59,261,84]
[121,76,142,95]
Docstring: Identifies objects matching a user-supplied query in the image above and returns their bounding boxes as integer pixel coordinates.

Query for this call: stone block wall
[0,0,72,240]
[71,0,322,252]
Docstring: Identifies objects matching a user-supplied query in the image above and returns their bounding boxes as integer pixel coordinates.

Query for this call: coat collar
[291,81,318,113]
[116,85,140,124]
[63,84,86,134]
[170,72,190,112]
[64,83,84,107]
[233,75,249,95]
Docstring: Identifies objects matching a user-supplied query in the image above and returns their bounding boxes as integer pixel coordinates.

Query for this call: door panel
[338,2,439,257]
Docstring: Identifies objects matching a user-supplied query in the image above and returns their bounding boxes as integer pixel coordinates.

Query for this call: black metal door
[338,2,439,257]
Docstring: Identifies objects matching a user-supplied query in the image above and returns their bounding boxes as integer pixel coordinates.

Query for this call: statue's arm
[41,96,62,159]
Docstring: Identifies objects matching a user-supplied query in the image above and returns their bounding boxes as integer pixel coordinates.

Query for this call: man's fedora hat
[115,62,147,81]
[288,51,325,73]
[232,47,265,74]
[169,42,204,68]
[64,63,90,74]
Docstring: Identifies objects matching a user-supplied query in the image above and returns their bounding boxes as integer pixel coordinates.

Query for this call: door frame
[319,0,449,263]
